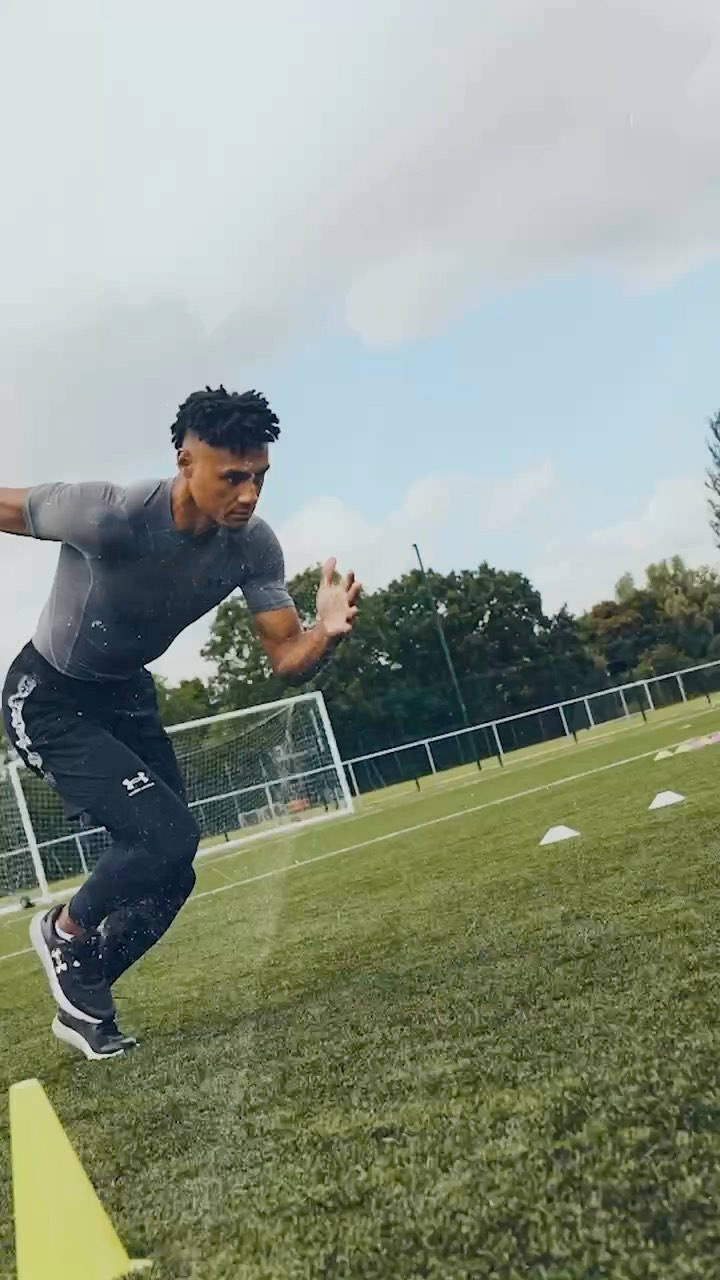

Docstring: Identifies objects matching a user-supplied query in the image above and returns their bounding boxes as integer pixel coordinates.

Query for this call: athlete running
[1,387,360,1059]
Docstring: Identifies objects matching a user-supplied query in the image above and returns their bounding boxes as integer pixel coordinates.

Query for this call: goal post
[168,690,353,857]
[0,690,352,913]
[0,761,51,915]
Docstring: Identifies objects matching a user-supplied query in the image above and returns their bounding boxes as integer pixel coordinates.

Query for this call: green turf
[2,712,720,1277]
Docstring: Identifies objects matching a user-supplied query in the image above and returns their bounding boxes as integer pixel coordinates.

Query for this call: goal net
[0,691,352,915]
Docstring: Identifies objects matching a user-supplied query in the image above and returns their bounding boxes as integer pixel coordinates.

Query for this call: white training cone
[654,750,673,761]
[649,791,685,810]
[540,825,580,846]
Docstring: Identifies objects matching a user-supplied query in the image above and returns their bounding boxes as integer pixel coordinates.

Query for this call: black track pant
[2,643,199,986]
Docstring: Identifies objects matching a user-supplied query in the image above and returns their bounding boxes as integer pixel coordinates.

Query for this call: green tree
[707,408,720,545]
[582,555,720,680]
[202,595,284,710]
[153,675,215,727]
[580,591,668,680]
[615,572,635,603]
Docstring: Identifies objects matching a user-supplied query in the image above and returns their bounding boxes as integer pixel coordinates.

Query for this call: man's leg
[4,708,199,1021]
[99,671,198,987]
[100,864,196,987]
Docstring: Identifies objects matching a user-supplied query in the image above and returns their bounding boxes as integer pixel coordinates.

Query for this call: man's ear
[176,447,193,477]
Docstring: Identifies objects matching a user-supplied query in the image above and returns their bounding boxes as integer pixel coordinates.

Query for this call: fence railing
[340,657,720,796]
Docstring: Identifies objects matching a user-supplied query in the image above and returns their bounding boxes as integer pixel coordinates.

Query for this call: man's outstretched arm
[254,558,361,684]
[0,488,31,536]
[1,481,129,552]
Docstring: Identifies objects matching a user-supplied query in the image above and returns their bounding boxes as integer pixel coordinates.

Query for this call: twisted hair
[171,386,280,451]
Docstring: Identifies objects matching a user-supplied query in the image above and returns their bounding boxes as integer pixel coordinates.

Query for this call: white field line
[1,947,35,962]
[0,725,708,967]
[189,741,684,904]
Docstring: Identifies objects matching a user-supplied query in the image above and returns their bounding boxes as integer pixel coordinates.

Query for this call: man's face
[178,436,270,527]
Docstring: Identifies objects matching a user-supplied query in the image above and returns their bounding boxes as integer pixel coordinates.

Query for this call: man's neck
[170,476,217,536]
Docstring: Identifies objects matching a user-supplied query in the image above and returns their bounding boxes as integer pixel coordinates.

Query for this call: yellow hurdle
[10,1079,151,1280]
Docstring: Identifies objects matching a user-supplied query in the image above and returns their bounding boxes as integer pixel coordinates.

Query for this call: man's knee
[176,809,201,863]
[156,802,199,866]
[171,862,196,905]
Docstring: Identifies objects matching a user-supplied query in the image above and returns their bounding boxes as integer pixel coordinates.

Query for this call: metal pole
[8,761,50,900]
[347,762,360,798]
[313,691,355,814]
[74,833,89,876]
[583,696,595,729]
[424,741,437,774]
[558,704,570,738]
[676,674,687,703]
[412,543,470,728]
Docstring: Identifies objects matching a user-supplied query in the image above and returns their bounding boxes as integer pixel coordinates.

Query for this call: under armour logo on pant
[122,771,155,796]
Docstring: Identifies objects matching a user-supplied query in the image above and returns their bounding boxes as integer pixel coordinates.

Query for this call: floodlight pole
[412,543,470,729]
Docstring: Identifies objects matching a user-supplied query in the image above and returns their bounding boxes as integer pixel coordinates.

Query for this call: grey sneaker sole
[51,1014,126,1061]
[30,910,100,1025]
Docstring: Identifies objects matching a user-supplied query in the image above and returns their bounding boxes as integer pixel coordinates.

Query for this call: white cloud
[277,462,555,588]
[1,0,720,357]
[531,474,719,614]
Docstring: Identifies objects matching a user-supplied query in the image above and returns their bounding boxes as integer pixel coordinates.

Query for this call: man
[1,386,360,1061]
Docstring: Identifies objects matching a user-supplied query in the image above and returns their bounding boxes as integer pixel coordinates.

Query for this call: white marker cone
[540,825,580,846]
[649,791,685,810]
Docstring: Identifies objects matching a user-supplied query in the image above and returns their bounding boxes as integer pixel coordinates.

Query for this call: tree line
[152,551,720,761]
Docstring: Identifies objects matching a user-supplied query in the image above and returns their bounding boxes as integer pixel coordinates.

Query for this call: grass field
[2,701,720,1277]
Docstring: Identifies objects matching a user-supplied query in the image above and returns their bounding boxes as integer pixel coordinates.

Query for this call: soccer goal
[0,691,352,916]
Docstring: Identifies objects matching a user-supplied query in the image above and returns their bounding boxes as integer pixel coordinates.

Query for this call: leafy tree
[707,408,720,545]
[615,572,635,603]
[582,556,720,680]
[580,591,668,680]
[153,675,215,727]
[201,595,284,710]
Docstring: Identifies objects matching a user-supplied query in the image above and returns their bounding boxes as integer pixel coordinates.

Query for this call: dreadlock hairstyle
[170,386,281,452]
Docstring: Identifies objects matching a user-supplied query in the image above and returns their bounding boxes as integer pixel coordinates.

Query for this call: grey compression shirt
[24,478,293,681]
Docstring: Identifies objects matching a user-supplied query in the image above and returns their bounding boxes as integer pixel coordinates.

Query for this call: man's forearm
[0,488,31,536]
[274,622,340,683]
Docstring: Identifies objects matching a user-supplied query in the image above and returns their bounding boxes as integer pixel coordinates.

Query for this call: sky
[1,0,719,684]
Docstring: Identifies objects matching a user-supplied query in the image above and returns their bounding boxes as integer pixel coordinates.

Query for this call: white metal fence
[340,658,720,795]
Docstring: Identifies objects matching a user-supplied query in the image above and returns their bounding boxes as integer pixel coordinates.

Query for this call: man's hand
[253,558,362,683]
[316,557,362,639]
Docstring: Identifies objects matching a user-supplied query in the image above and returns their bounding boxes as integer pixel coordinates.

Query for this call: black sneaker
[51,1010,138,1061]
[30,906,115,1024]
